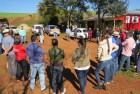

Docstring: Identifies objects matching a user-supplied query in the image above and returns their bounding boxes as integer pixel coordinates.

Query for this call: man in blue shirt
[19,26,26,44]
[26,35,47,91]
[66,27,71,41]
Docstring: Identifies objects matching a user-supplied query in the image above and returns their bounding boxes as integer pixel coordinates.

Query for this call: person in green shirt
[48,39,66,94]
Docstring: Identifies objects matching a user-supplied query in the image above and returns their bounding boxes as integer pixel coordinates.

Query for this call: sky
[0,0,139,13]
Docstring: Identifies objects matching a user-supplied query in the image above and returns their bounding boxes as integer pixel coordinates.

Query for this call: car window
[11,27,17,29]
[77,30,82,32]
[83,30,87,32]
[35,26,40,29]
[50,26,58,29]
[6,27,9,29]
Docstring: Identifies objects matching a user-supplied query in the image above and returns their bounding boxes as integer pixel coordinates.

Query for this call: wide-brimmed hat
[2,29,9,34]
[113,31,120,36]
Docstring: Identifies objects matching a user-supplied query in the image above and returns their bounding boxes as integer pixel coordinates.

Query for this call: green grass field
[0,12,31,18]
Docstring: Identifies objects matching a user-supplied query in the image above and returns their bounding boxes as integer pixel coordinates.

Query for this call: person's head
[78,37,87,57]
[137,35,140,40]
[31,35,37,43]
[52,38,58,46]
[21,26,24,30]
[14,38,21,45]
[89,28,91,30]
[113,31,120,39]
[105,29,113,38]
[126,31,133,39]
[2,29,9,36]
[78,37,86,47]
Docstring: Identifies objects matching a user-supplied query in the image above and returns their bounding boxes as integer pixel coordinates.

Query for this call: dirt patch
[0,33,140,94]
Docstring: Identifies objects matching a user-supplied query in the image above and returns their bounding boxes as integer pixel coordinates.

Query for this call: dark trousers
[51,65,64,93]
[75,69,89,94]
[16,60,28,80]
[136,55,140,73]
[0,43,2,54]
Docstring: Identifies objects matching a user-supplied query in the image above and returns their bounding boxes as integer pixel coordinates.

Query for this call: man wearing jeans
[2,29,16,79]
[118,32,136,71]
[48,39,66,94]
[26,35,47,91]
[19,26,26,44]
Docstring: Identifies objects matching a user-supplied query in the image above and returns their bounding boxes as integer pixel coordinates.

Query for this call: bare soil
[0,33,140,94]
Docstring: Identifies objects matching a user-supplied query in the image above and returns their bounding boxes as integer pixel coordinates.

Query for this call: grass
[117,63,140,80]
[0,12,31,18]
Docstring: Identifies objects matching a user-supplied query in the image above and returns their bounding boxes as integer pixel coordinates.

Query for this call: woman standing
[72,38,90,94]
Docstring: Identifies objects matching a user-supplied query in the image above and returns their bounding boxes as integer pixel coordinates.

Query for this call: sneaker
[94,85,103,89]
[61,88,66,94]
[41,87,47,91]
[102,85,106,90]
[106,82,110,84]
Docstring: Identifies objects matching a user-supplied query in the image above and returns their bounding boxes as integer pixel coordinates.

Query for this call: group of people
[1,24,140,94]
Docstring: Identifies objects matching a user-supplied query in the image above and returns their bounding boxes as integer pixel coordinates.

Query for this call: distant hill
[0,12,40,26]
[0,12,31,18]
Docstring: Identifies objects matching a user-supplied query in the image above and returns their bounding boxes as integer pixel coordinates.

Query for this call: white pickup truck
[32,24,44,35]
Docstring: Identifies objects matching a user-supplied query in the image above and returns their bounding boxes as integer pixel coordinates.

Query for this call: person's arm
[72,49,78,64]
[122,39,127,46]
[112,43,119,53]
[97,45,102,61]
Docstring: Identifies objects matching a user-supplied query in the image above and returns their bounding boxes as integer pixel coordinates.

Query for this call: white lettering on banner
[126,16,130,23]
[132,16,139,23]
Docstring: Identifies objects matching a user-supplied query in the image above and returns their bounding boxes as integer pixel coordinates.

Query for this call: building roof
[126,11,140,15]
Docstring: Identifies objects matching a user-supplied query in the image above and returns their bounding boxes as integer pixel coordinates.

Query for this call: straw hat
[2,29,9,34]
[113,31,120,36]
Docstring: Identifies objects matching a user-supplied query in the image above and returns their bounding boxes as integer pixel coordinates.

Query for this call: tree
[38,0,89,27]
[105,0,128,29]
[86,0,128,30]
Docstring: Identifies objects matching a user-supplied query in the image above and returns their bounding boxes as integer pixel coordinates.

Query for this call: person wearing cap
[96,28,100,43]
[2,29,17,79]
[48,39,66,94]
[19,26,26,44]
[118,32,136,71]
[111,32,121,75]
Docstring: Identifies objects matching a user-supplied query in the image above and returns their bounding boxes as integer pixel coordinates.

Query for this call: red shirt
[13,44,26,61]
[88,30,92,37]
[120,32,126,42]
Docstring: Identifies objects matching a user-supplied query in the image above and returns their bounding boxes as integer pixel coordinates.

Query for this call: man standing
[19,26,26,44]
[48,39,66,94]
[118,32,136,71]
[66,27,71,41]
[26,35,47,91]
[96,28,100,43]
[88,28,92,42]
[2,29,16,79]
[73,28,77,40]
[39,26,44,44]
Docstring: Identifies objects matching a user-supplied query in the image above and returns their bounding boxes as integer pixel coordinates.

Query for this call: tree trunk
[97,4,101,31]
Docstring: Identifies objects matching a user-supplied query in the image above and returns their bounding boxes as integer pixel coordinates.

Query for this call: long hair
[78,37,87,58]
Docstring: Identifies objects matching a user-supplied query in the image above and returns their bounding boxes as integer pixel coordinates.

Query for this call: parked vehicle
[32,24,44,35]
[5,26,18,34]
[45,25,60,35]
[70,28,88,38]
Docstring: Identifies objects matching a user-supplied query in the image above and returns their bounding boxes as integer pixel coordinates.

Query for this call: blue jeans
[109,58,118,81]
[30,63,46,90]
[95,59,111,84]
[20,36,26,44]
[0,43,2,54]
[54,33,58,39]
[75,69,89,94]
[136,55,140,73]
[118,54,130,71]
[51,66,64,93]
